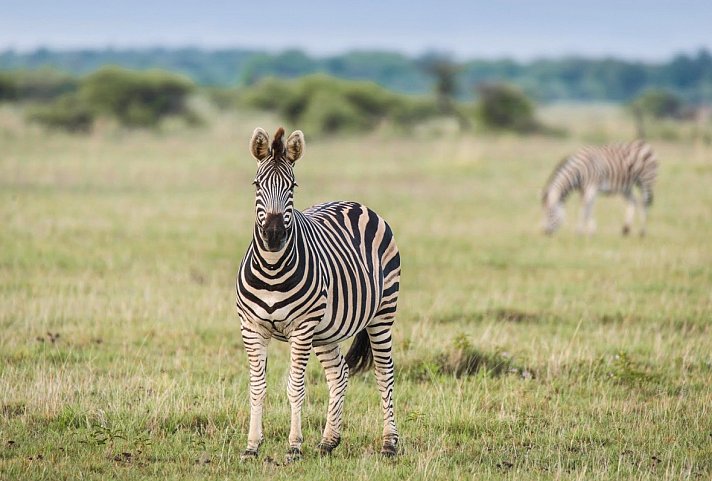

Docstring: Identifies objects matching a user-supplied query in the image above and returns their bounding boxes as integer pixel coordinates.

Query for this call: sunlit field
[1,105,711,480]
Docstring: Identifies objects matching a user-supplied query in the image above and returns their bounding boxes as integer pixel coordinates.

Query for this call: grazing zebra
[236,127,401,461]
[541,140,658,236]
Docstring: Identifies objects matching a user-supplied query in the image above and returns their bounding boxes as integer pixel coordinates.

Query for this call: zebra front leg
[578,186,597,236]
[314,344,348,455]
[366,323,398,457]
[622,192,636,236]
[240,324,270,460]
[285,330,314,461]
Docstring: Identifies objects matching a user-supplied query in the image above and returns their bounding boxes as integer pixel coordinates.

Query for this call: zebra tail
[345,329,373,375]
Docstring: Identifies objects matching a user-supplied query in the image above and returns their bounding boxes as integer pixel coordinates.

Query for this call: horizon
[1,1,712,62]
[2,45,711,65]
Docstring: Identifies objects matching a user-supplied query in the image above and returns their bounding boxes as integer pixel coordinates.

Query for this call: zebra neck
[547,169,578,204]
[252,223,298,269]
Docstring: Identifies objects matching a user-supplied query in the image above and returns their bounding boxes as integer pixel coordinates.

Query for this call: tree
[475,83,538,132]
[628,88,686,138]
[418,54,470,130]
[631,89,684,119]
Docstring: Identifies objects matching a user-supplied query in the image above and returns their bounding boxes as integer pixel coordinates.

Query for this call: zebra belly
[311,277,383,346]
[302,202,389,346]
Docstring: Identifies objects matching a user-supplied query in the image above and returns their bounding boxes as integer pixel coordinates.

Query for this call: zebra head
[542,188,565,235]
[249,127,305,252]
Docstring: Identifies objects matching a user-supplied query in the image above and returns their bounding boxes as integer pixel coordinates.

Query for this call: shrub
[391,97,440,127]
[204,86,241,110]
[398,334,535,381]
[26,94,94,132]
[630,89,684,119]
[0,72,18,101]
[476,83,539,132]
[11,69,78,101]
[438,334,516,377]
[238,76,297,112]
[80,67,195,127]
[238,74,440,134]
[299,89,369,134]
[341,81,402,118]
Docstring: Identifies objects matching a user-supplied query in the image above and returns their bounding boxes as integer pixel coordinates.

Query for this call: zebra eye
[252,179,260,188]
[292,182,298,189]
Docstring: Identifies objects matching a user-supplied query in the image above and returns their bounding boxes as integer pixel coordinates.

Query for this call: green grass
[1,105,711,480]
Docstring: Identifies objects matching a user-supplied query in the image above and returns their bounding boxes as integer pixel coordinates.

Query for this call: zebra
[236,127,401,461]
[541,140,658,236]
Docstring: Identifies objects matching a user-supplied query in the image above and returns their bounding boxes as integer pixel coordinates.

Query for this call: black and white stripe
[236,127,400,460]
[542,140,658,235]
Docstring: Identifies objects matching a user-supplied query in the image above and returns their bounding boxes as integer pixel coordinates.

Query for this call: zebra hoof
[380,443,398,457]
[622,225,630,236]
[240,449,259,461]
[317,437,340,455]
[285,447,302,463]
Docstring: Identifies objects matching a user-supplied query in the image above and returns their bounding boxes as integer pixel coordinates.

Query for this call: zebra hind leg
[314,343,348,455]
[366,320,398,457]
[639,186,653,237]
[578,186,597,236]
[622,192,636,236]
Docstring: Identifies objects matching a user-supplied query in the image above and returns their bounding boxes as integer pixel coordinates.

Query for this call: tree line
[1,47,712,103]
[0,65,549,135]
[0,66,700,137]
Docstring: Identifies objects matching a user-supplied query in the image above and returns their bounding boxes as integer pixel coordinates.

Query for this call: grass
[1,104,711,480]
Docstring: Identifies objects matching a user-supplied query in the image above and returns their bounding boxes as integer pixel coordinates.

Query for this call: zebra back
[542,140,658,205]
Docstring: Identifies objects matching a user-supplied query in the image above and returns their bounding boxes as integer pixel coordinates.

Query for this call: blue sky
[1,0,710,60]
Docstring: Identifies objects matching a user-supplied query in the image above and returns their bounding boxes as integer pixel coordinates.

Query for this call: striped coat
[236,127,400,461]
[542,140,658,235]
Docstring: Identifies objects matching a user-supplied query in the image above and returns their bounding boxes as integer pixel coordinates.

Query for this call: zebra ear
[250,128,270,162]
[286,130,305,164]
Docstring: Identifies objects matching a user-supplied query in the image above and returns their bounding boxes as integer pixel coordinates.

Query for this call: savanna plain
[1,105,711,480]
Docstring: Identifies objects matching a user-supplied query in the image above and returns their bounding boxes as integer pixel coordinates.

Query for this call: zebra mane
[271,127,286,157]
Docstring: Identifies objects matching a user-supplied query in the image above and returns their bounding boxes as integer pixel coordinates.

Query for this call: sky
[1,0,711,61]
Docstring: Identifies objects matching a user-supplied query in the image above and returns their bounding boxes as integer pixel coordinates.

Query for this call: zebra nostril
[268,226,285,239]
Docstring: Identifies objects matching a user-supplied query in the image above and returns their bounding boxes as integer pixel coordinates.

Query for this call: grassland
[1,105,711,480]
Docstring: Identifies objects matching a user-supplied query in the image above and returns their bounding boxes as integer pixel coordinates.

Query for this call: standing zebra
[236,127,401,461]
[541,140,658,236]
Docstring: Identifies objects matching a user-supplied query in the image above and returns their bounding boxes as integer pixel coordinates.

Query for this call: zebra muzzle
[262,213,287,251]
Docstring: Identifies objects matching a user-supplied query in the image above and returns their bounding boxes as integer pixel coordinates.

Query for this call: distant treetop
[1,47,711,103]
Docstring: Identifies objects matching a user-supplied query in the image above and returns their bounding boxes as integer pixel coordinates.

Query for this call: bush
[0,72,18,101]
[299,89,369,134]
[203,86,241,110]
[80,67,195,127]
[476,83,539,132]
[26,94,94,132]
[391,97,440,127]
[14,69,78,101]
[341,82,402,118]
[238,76,298,112]
[238,74,439,134]
[630,89,684,119]
[398,334,535,381]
